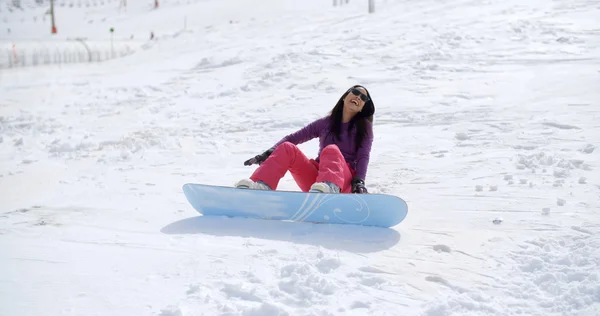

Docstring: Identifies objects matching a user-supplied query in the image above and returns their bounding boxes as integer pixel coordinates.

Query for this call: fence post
[12,44,18,66]
[51,0,57,33]
[33,50,38,66]
[109,28,115,58]
[368,0,374,13]
[74,38,92,62]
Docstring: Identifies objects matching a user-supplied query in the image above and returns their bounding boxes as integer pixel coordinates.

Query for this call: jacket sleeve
[272,117,325,149]
[354,121,374,181]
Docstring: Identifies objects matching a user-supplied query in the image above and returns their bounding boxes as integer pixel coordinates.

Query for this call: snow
[1,0,600,315]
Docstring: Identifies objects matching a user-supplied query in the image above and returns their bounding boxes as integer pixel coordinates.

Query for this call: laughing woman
[236,85,375,194]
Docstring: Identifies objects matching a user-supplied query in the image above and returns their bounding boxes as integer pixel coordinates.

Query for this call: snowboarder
[236,85,375,194]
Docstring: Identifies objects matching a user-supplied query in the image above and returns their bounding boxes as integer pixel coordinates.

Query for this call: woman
[235,85,375,194]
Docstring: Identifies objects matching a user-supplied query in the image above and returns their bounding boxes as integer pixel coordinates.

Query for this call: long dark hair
[328,85,375,151]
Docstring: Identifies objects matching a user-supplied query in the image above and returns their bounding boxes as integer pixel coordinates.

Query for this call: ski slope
[1,0,600,315]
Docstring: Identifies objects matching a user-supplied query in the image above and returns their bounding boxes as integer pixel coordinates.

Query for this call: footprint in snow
[425,275,468,294]
[186,284,200,295]
[347,272,387,288]
[579,144,595,154]
[351,301,371,309]
[433,244,452,253]
[358,266,393,274]
[542,208,551,215]
[158,305,183,316]
[221,283,262,302]
[431,150,448,158]
[277,263,338,305]
[474,185,497,192]
[455,132,470,140]
[315,257,341,274]
[242,303,290,316]
[240,271,262,284]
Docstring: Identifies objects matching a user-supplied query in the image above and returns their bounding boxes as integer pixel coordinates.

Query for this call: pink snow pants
[250,142,355,193]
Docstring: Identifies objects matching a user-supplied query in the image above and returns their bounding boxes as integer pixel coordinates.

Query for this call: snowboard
[182,183,408,228]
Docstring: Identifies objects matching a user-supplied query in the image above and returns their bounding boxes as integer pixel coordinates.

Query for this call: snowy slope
[1,0,600,315]
[1,0,331,41]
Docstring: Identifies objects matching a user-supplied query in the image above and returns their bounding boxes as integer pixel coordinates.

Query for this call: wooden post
[110,28,114,58]
[368,0,374,13]
[50,0,57,34]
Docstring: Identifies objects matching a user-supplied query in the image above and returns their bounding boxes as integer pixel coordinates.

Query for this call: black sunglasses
[348,88,370,102]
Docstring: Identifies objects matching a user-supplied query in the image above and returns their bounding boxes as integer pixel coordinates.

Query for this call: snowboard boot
[235,179,272,190]
[309,181,340,194]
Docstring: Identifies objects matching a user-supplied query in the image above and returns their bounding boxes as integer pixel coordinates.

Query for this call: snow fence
[1,38,137,69]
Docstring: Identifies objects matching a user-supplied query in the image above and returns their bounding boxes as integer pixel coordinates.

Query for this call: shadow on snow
[161,215,401,253]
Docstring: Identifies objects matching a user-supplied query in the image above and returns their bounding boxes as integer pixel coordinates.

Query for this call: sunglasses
[348,88,370,102]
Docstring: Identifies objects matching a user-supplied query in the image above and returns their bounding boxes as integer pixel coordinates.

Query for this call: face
[343,87,369,114]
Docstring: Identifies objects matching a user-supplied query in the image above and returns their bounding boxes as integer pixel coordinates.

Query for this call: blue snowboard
[182,183,408,228]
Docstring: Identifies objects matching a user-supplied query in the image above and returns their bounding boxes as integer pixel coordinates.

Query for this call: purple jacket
[273,116,374,180]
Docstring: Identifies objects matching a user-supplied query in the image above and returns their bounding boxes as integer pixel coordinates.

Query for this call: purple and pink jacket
[272,116,374,180]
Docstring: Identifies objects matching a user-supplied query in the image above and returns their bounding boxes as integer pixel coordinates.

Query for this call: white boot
[309,181,340,193]
[235,179,272,190]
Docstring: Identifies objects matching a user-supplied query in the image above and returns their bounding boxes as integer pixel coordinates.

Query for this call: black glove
[244,148,274,166]
[351,177,368,194]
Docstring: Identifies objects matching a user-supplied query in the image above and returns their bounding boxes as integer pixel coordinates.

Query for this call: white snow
[1,0,600,315]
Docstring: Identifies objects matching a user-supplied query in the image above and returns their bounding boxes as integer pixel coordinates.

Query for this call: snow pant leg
[315,144,355,193]
[250,141,318,191]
